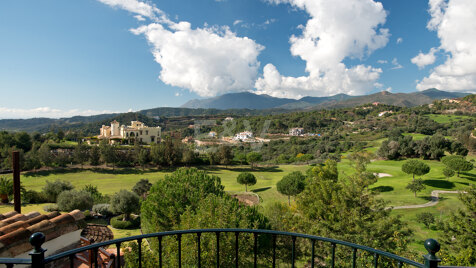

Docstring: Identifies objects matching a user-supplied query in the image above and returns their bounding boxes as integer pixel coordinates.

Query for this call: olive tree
[110,190,140,221]
[442,155,474,177]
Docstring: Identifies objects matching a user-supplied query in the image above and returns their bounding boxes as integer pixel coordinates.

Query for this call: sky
[0,0,475,118]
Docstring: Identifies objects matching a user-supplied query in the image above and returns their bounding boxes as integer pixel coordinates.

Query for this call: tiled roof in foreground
[0,210,85,257]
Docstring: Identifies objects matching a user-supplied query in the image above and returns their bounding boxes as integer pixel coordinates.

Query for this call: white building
[99,120,161,144]
[289,128,304,136]
[208,131,217,138]
[233,131,253,141]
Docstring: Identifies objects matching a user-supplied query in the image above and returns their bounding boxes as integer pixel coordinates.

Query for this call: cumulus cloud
[415,0,476,92]
[134,15,145,21]
[0,107,118,119]
[256,0,389,98]
[411,48,438,69]
[99,0,264,97]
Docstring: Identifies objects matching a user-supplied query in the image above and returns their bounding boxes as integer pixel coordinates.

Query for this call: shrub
[43,180,74,202]
[110,215,140,229]
[92,203,113,216]
[83,210,91,219]
[82,184,108,204]
[132,179,152,198]
[23,190,48,204]
[57,190,93,211]
[43,204,59,212]
[416,212,435,228]
[110,190,140,221]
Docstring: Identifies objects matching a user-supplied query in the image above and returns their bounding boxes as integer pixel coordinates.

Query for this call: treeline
[378,131,468,160]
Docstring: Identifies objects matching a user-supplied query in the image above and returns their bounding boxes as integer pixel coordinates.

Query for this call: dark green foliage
[141,167,225,233]
[82,184,108,204]
[236,172,257,192]
[440,185,476,266]
[401,160,430,181]
[110,214,140,229]
[217,145,233,166]
[89,146,101,166]
[406,179,426,197]
[38,143,53,168]
[277,171,305,205]
[169,195,269,267]
[110,190,140,221]
[122,240,158,268]
[22,190,48,204]
[416,212,435,228]
[73,143,89,168]
[99,141,117,169]
[132,179,152,198]
[246,152,262,169]
[442,155,474,177]
[443,168,455,179]
[57,190,94,211]
[43,180,74,202]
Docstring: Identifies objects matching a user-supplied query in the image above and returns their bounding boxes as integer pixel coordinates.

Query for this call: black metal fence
[0,229,453,268]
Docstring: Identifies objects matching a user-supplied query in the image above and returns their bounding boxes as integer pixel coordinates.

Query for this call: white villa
[99,120,161,144]
[233,131,253,141]
[289,127,304,136]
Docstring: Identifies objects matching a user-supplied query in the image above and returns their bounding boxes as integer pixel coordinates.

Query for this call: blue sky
[0,0,475,118]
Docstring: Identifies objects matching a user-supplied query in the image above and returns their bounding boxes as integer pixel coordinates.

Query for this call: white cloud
[411,48,438,69]
[391,58,403,70]
[134,15,145,21]
[0,107,118,119]
[377,59,388,64]
[175,92,182,97]
[255,0,389,98]
[99,0,264,97]
[396,37,403,44]
[233,20,243,26]
[385,87,393,92]
[415,0,476,92]
[132,23,264,97]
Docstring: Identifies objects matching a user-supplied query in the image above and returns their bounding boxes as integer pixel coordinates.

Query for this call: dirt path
[390,190,463,210]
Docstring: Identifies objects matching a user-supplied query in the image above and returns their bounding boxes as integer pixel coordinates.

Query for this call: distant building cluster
[98,120,161,144]
[289,127,304,136]
[233,131,253,141]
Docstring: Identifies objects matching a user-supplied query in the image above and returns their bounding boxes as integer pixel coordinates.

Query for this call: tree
[141,168,225,232]
[73,143,89,169]
[442,155,474,177]
[440,185,476,266]
[347,151,373,173]
[100,141,117,170]
[277,171,305,205]
[406,178,426,197]
[246,152,262,169]
[235,152,247,165]
[38,143,53,169]
[14,132,32,152]
[137,148,149,170]
[401,159,430,181]
[43,180,74,202]
[57,190,93,211]
[150,142,166,167]
[218,145,233,167]
[416,212,435,229]
[110,190,140,221]
[89,146,101,166]
[443,168,455,180]
[132,179,152,199]
[306,159,338,182]
[236,172,257,192]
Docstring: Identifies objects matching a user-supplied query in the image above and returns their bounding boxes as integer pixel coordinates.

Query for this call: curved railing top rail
[44,228,424,266]
[0,228,446,267]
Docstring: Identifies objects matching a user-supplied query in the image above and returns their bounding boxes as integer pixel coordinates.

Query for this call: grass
[0,203,54,214]
[424,114,473,124]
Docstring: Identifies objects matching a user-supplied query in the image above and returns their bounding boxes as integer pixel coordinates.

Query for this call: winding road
[390,190,463,210]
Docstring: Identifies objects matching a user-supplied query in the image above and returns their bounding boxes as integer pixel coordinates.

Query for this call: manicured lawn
[0,203,54,214]
[402,133,429,140]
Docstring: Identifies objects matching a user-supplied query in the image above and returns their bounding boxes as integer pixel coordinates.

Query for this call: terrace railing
[0,229,460,268]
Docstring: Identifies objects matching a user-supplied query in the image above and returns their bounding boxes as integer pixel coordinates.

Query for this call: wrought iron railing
[0,229,456,268]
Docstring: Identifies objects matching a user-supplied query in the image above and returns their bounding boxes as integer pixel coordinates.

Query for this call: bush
[43,204,59,212]
[82,184,109,204]
[83,210,92,219]
[57,190,94,211]
[110,215,140,229]
[22,190,48,204]
[43,180,74,202]
[92,203,113,217]
[110,190,140,221]
[416,212,435,228]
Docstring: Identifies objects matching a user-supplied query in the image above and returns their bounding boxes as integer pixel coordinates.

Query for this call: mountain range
[0,89,471,133]
[181,88,470,110]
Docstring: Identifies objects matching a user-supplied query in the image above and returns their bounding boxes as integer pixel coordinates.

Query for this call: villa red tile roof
[0,210,85,258]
